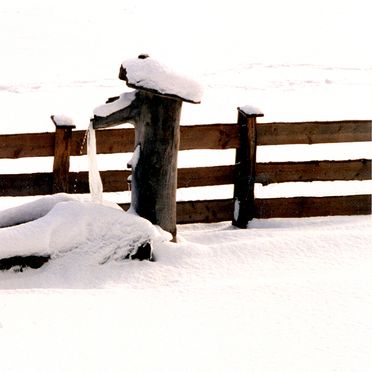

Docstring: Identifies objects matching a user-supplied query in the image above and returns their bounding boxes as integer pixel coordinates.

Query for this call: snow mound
[0,195,171,262]
[121,56,203,103]
[51,114,75,127]
[238,104,264,116]
[93,91,137,117]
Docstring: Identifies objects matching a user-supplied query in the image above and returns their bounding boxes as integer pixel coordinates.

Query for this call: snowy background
[0,0,371,371]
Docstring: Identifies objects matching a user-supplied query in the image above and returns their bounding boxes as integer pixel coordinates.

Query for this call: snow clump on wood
[121,56,203,103]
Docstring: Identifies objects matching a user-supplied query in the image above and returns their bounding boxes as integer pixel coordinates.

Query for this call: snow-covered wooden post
[51,115,75,194]
[232,106,264,228]
[92,55,202,240]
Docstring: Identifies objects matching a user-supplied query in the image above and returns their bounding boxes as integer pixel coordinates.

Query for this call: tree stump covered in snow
[92,55,202,240]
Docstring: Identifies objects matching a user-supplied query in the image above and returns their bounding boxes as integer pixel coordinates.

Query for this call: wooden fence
[0,117,371,225]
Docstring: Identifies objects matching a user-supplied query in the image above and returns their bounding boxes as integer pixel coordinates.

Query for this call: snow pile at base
[0,194,171,261]
[93,91,136,117]
[51,114,75,127]
[122,57,203,103]
[238,104,264,116]
[0,215,371,372]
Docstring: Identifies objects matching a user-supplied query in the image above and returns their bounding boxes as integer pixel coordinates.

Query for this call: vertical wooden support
[131,91,182,241]
[51,116,75,193]
[232,109,263,228]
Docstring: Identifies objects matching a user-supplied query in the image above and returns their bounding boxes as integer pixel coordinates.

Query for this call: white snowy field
[1,0,372,371]
[0,212,371,372]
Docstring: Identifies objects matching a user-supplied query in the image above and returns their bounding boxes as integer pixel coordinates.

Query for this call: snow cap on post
[119,55,203,104]
[237,105,264,118]
[50,114,76,128]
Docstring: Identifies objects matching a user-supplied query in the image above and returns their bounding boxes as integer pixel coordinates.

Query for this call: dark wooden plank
[121,199,234,224]
[0,173,52,196]
[180,123,239,150]
[71,124,239,155]
[0,132,55,159]
[1,120,370,158]
[70,128,135,156]
[178,165,235,188]
[68,170,131,193]
[121,199,233,224]
[255,194,371,218]
[176,199,234,224]
[257,120,372,145]
[256,159,372,185]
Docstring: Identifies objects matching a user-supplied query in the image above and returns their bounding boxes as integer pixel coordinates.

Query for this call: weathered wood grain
[70,128,135,156]
[0,173,52,196]
[254,194,371,218]
[1,120,370,159]
[0,132,54,159]
[178,165,235,188]
[180,124,239,150]
[256,159,372,185]
[257,120,372,145]
[176,199,234,224]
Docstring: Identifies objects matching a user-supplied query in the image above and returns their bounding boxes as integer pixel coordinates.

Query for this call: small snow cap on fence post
[91,55,203,241]
[51,114,75,194]
[232,105,263,228]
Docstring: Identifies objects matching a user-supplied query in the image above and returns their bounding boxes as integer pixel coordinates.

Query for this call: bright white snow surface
[122,57,203,103]
[0,208,371,372]
[1,1,371,371]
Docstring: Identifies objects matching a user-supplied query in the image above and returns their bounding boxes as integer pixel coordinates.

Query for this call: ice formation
[87,121,103,203]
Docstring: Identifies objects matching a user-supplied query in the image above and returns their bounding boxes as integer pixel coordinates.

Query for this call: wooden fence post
[232,107,263,228]
[51,115,75,193]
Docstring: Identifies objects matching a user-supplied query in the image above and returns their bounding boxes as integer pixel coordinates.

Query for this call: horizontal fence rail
[1,119,371,223]
[2,159,371,197]
[1,120,371,159]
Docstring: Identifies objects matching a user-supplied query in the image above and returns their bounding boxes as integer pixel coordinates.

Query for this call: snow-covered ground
[0,0,371,371]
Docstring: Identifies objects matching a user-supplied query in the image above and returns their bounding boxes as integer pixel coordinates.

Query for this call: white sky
[1,0,371,83]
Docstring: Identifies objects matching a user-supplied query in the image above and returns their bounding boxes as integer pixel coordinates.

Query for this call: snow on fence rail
[0,117,371,224]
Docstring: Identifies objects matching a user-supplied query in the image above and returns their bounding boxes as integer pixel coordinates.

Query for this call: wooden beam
[70,128,136,156]
[257,120,372,145]
[0,120,370,159]
[0,173,52,196]
[180,124,239,150]
[255,194,372,218]
[256,159,372,185]
[176,199,234,224]
[119,199,235,225]
[178,165,235,188]
[0,132,54,159]
[68,170,131,193]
